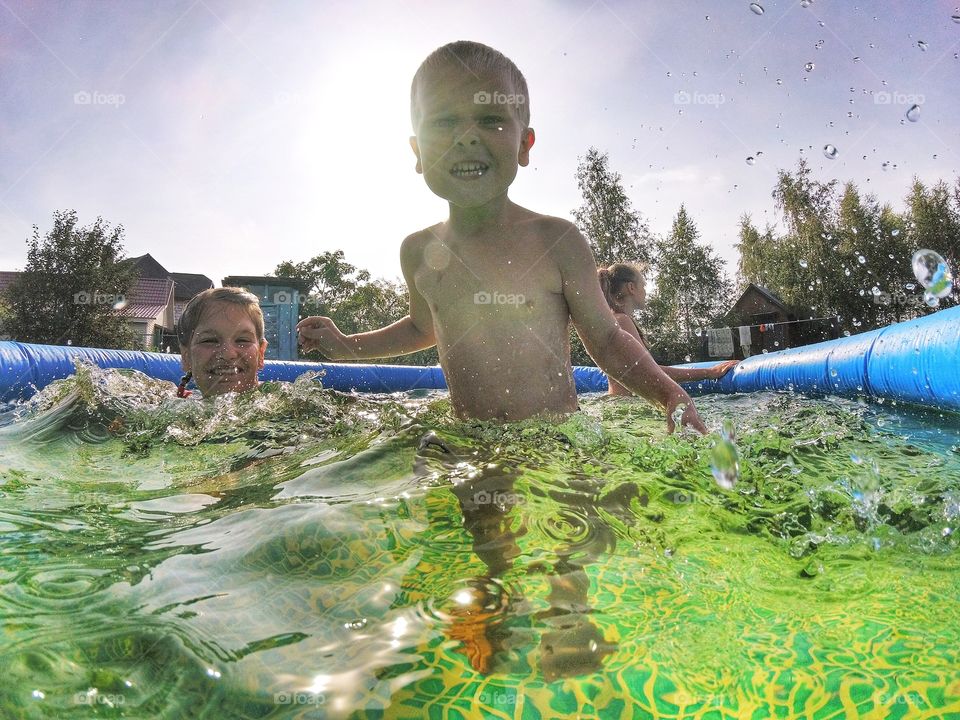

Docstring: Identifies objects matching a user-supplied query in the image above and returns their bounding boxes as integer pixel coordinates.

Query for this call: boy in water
[297,41,707,433]
[178,287,268,397]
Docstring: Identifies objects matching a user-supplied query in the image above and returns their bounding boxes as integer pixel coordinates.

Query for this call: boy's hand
[665,392,708,435]
[706,360,739,379]
[296,316,350,360]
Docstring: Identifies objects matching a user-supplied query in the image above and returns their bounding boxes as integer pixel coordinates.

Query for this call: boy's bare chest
[415,235,561,309]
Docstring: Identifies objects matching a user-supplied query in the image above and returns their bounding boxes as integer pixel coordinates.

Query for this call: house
[724,283,840,357]
[116,277,175,350]
[222,275,313,361]
[123,254,214,349]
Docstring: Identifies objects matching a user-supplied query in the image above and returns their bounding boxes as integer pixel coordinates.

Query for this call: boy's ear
[518,128,535,167]
[257,340,268,369]
[409,136,423,174]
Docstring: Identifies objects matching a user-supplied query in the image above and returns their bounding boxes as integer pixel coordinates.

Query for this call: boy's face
[180,301,267,396]
[410,64,534,209]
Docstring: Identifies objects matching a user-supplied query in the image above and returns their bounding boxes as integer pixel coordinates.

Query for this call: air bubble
[912,249,954,298]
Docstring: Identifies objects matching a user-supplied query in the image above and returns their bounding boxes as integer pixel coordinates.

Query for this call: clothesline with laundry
[697,315,841,358]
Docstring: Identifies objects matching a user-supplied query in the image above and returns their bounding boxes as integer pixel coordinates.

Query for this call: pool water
[1,365,959,719]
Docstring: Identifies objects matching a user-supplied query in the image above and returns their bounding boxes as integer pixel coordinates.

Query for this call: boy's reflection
[418,431,620,679]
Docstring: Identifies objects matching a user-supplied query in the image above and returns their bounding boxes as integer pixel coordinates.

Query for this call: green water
[1,365,959,719]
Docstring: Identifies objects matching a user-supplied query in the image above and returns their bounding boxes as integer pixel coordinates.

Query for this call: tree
[274,253,439,366]
[3,210,137,348]
[572,147,655,266]
[641,205,732,362]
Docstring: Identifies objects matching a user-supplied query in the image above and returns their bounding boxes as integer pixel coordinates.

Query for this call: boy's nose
[457,125,480,145]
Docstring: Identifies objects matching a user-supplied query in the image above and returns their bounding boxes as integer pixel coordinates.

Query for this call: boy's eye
[433,117,456,128]
[479,116,504,126]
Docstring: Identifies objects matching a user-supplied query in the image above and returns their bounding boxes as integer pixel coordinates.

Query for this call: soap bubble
[912,249,954,298]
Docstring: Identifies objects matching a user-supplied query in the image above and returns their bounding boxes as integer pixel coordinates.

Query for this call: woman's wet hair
[177,287,265,347]
[410,40,530,129]
[597,263,644,314]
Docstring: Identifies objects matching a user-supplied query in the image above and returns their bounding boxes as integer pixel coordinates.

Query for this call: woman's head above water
[597,263,646,315]
[177,287,268,397]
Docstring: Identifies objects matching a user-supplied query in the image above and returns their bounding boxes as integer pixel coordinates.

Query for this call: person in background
[597,263,738,397]
[176,287,268,397]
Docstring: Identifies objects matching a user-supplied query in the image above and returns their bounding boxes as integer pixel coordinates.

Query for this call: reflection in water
[416,430,619,679]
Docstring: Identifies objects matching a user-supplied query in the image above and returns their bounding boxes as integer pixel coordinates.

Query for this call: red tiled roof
[128,277,173,305]
[0,271,22,294]
[114,303,169,320]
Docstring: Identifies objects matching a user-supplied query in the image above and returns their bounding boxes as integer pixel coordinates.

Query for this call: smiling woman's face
[180,301,267,396]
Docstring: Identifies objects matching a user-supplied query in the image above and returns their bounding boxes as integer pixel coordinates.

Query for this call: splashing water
[710,418,740,490]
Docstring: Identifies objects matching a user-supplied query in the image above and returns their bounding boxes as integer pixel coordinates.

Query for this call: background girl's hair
[177,287,265,347]
[597,263,643,313]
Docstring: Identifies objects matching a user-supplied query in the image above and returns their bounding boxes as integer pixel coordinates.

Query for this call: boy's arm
[296,234,436,361]
[552,221,707,433]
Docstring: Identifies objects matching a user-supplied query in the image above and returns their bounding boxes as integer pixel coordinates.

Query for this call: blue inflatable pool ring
[1,306,958,413]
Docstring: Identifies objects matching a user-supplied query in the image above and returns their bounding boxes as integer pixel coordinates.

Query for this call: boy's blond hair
[177,287,265,347]
[410,40,530,129]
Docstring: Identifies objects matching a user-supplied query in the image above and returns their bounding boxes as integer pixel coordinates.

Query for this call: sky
[1,0,958,287]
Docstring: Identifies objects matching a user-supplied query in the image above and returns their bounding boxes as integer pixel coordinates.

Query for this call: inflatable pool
[2,306,958,412]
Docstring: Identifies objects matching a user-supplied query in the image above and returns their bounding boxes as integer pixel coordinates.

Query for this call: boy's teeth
[451,162,488,175]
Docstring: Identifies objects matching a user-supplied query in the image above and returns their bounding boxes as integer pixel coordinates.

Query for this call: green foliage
[275,252,439,366]
[640,205,732,362]
[572,147,655,267]
[2,210,138,348]
[737,160,958,335]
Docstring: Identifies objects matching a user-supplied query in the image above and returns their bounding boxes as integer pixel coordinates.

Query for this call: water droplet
[912,249,954,298]
[823,144,838,159]
[750,2,765,15]
[705,14,710,20]
[344,618,368,630]
[799,259,809,268]
[924,292,940,308]
[844,267,851,276]
[918,40,928,51]
[952,14,960,23]
[871,286,881,296]
[746,156,756,165]
[852,56,861,62]
[858,255,866,264]
[776,78,783,85]
[881,161,890,171]
[891,228,900,236]
[711,422,739,490]
[801,0,812,6]
[805,61,815,72]
[906,104,920,122]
